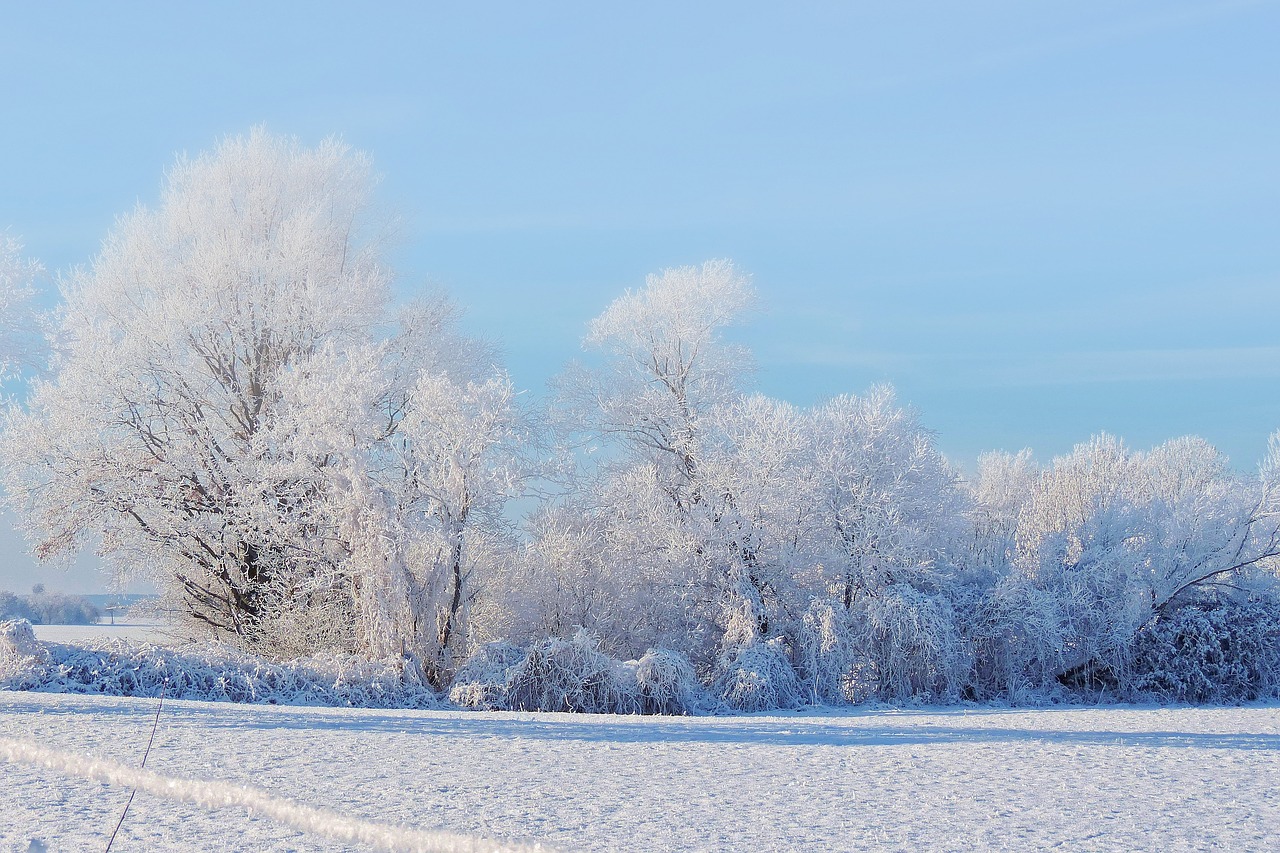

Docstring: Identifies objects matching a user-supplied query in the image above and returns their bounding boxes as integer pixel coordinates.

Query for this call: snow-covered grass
[2,690,1278,851]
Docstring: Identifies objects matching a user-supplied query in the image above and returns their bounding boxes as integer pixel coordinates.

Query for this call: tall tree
[0,131,523,673]
[545,260,758,661]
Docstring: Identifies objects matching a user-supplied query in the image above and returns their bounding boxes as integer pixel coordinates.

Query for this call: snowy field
[2,693,1279,852]
[31,621,175,646]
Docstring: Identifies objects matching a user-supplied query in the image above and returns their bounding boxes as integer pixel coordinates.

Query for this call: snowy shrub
[633,647,712,715]
[504,631,640,714]
[846,584,968,704]
[797,599,857,705]
[0,618,42,658]
[1129,599,1280,704]
[447,641,526,710]
[713,637,803,712]
[0,619,51,689]
[0,634,438,708]
[450,640,709,715]
[963,581,1068,703]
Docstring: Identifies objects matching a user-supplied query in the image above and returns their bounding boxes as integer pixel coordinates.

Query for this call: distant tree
[0,590,34,622]
[0,587,99,625]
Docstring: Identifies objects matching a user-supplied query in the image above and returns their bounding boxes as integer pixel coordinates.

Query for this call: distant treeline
[0,586,100,625]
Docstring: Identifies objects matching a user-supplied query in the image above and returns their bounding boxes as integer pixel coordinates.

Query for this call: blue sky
[1,1,1278,591]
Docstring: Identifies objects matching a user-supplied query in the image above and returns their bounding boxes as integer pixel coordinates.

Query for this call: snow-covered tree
[0,130,523,673]
[559,258,755,490]
[970,433,1280,695]
[3,130,389,644]
[969,448,1039,574]
[789,387,972,703]
[0,233,45,382]
[543,260,760,664]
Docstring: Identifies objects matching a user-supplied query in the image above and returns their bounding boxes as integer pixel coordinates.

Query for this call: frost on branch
[0,233,45,383]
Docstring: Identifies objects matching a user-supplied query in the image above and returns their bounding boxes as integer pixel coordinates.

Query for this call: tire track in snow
[0,736,553,853]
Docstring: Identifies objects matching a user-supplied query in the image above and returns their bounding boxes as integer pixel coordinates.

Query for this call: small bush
[1130,599,1280,704]
[450,638,711,714]
[797,599,857,706]
[0,625,438,708]
[713,637,803,712]
[634,647,712,715]
[847,584,968,704]
[447,641,526,710]
[1,620,51,689]
[504,630,640,714]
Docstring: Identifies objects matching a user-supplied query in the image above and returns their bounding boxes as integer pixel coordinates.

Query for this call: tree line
[2,129,1278,709]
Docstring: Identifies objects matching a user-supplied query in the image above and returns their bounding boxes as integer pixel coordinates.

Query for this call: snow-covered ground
[31,621,174,645]
[2,692,1278,852]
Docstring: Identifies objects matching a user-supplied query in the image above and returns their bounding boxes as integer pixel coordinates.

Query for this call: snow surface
[32,621,175,645]
[2,692,1279,851]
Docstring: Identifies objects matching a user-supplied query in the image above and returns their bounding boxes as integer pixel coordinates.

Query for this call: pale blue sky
[1,1,1278,591]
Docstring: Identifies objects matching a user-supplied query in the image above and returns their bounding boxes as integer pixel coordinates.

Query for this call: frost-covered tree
[969,433,1280,696]
[544,260,760,663]
[790,387,972,703]
[805,387,969,607]
[3,130,389,644]
[559,258,755,489]
[383,370,526,678]
[0,233,45,382]
[0,131,523,673]
[969,448,1039,574]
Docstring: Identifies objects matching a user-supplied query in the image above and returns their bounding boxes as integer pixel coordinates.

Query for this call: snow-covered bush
[1,619,50,687]
[797,599,857,705]
[713,637,803,712]
[1129,599,1280,704]
[505,631,640,714]
[633,647,712,715]
[450,639,710,715]
[447,641,526,709]
[845,584,968,704]
[962,581,1067,703]
[0,633,438,708]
